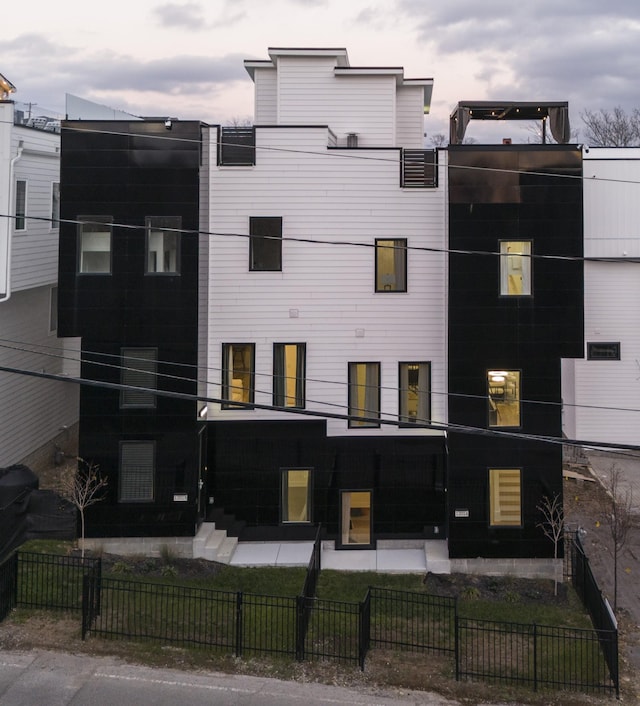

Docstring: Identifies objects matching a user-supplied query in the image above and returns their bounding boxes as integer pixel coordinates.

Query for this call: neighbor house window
[375,239,407,292]
[51,182,60,229]
[119,441,155,502]
[500,241,531,296]
[250,216,282,271]
[489,468,522,527]
[222,343,255,408]
[120,348,157,408]
[146,216,180,274]
[273,343,305,408]
[49,287,58,334]
[281,469,311,523]
[399,362,430,426]
[15,179,26,231]
[348,362,380,428]
[488,370,521,428]
[340,490,372,546]
[78,216,112,273]
[587,342,620,360]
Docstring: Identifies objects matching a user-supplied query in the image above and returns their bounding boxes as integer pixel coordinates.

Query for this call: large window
[78,216,112,273]
[121,348,157,408]
[489,468,522,527]
[250,216,282,271]
[15,179,26,231]
[281,469,311,523]
[273,343,305,408]
[500,241,531,296]
[375,239,407,292]
[146,216,180,274]
[340,490,372,546]
[348,362,380,428]
[488,370,521,428]
[222,343,255,408]
[399,362,430,426]
[51,182,60,229]
[119,441,155,503]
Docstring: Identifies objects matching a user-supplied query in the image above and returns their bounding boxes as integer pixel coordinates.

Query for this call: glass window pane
[121,348,157,408]
[399,362,430,425]
[341,491,372,545]
[488,370,520,427]
[282,469,310,523]
[489,469,522,526]
[223,343,254,408]
[500,241,531,295]
[79,218,112,273]
[376,239,407,292]
[146,217,181,273]
[349,362,380,428]
[120,442,155,502]
[250,217,282,271]
[274,343,305,408]
[15,180,26,230]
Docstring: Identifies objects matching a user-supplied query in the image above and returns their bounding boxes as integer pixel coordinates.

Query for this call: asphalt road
[0,649,464,706]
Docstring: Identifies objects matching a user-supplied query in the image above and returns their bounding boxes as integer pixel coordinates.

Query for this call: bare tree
[59,459,108,558]
[429,133,447,148]
[537,493,564,595]
[581,107,640,147]
[602,464,636,611]
[225,116,253,128]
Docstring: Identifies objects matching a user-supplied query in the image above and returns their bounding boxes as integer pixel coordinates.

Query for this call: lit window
[121,348,157,408]
[399,362,430,425]
[281,469,311,523]
[488,370,520,428]
[273,343,305,408]
[375,239,407,292]
[250,216,282,271]
[78,217,112,273]
[348,362,380,428]
[146,216,180,274]
[51,182,60,229]
[222,343,255,408]
[489,468,522,526]
[15,180,26,231]
[500,241,531,296]
[119,441,155,502]
[340,490,372,546]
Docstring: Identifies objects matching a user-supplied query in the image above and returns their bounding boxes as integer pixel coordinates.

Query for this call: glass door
[340,490,372,547]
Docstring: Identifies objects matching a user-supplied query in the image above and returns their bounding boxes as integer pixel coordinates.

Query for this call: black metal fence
[0,553,17,622]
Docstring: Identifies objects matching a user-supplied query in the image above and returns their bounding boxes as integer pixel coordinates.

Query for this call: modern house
[0,76,78,472]
[562,148,640,449]
[57,51,585,575]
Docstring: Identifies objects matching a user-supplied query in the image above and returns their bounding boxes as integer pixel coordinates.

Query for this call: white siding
[396,85,425,148]
[0,286,79,466]
[11,127,60,291]
[206,125,447,438]
[573,149,640,445]
[275,56,397,147]
[254,67,277,124]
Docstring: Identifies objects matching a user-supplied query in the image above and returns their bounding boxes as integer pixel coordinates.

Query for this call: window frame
[15,179,27,231]
[487,369,521,429]
[50,182,60,230]
[273,343,306,409]
[587,342,621,361]
[48,286,58,335]
[338,489,374,549]
[77,216,113,274]
[348,362,381,428]
[499,240,532,297]
[222,343,256,409]
[398,361,430,427]
[120,347,158,409]
[375,238,407,293]
[119,440,155,503]
[145,216,181,275]
[249,216,282,272]
[488,468,523,528]
[280,468,312,524]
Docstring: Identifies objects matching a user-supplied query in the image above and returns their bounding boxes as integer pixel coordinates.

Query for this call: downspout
[0,139,24,303]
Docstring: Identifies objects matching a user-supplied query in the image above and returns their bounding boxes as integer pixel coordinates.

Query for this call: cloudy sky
[3,0,640,142]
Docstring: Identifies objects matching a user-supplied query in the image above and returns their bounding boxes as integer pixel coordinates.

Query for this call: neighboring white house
[562,147,640,447]
[0,92,78,469]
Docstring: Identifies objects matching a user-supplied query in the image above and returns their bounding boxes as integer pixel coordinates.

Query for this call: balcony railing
[402,149,438,188]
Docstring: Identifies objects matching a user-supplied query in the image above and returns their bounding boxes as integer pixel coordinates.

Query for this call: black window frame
[273,342,306,409]
[145,216,181,275]
[249,216,282,272]
[348,362,381,429]
[280,467,313,524]
[120,347,158,409]
[587,342,621,361]
[119,440,155,503]
[398,361,431,427]
[77,215,113,274]
[222,342,256,409]
[375,238,407,293]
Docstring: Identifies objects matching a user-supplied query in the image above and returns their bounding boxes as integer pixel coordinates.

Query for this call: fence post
[454,613,460,681]
[359,590,371,671]
[234,592,243,658]
[81,575,89,640]
[533,622,538,692]
[296,595,305,662]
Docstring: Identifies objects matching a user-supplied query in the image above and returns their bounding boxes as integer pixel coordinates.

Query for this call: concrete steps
[424,540,451,574]
[193,522,238,564]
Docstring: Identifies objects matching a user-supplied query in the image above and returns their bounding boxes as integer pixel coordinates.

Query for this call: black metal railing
[218,126,255,166]
[402,149,438,187]
[0,553,17,622]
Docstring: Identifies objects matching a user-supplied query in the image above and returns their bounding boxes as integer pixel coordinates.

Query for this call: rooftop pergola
[449,101,570,145]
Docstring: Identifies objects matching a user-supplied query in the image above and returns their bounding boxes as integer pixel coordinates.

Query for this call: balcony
[402,149,438,188]
[218,126,256,166]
